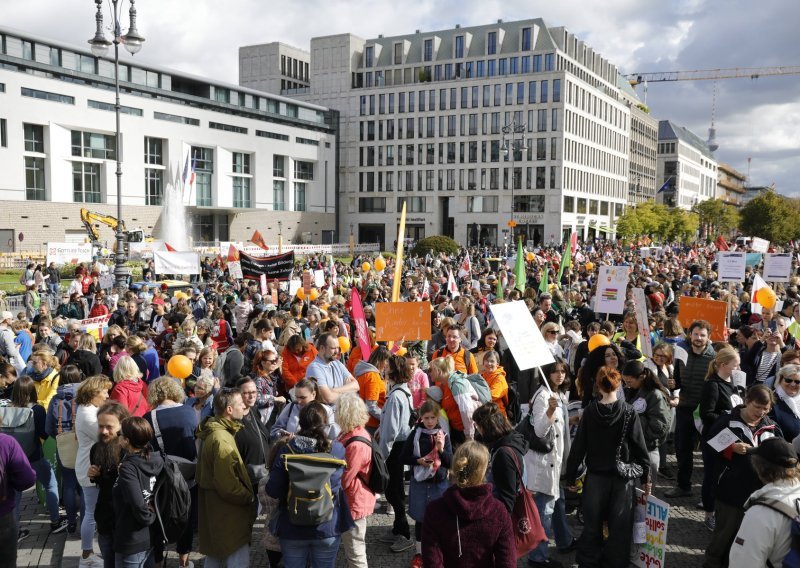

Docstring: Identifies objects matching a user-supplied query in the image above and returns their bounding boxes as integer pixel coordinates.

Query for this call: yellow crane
[80,208,151,256]
[626,65,800,86]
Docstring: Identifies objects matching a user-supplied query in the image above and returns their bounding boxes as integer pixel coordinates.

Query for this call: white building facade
[0,27,338,252]
[656,120,717,210]
[243,19,631,248]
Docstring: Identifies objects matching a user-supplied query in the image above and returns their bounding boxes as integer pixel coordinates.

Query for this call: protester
[306,333,359,405]
[110,355,150,417]
[355,346,390,433]
[0,427,36,566]
[769,363,800,440]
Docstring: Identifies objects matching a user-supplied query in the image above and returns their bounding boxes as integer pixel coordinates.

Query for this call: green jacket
[196,416,255,559]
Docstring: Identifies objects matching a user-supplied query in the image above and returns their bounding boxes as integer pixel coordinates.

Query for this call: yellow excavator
[80,208,151,254]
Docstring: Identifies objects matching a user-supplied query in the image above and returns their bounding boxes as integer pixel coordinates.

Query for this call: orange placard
[375,301,433,342]
[677,297,728,342]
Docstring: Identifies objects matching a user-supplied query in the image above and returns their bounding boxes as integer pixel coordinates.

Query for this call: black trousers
[576,472,635,568]
[385,442,410,539]
[674,407,699,491]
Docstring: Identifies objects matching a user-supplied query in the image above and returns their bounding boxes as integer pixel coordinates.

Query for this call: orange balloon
[296,288,306,300]
[585,262,595,272]
[361,262,371,273]
[167,355,193,380]
[588,334,611,353]
[309,288,320,301]
[756,286,777,309]
[526,252,535,262]
[374,256,387,271]
[338,336,351,353]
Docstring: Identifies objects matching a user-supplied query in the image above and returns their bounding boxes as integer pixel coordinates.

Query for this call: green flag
[496,275,503,299]
[514,238,526,292]
[789,320,800,341]
[539,263,549,295]
[557,236,572,283]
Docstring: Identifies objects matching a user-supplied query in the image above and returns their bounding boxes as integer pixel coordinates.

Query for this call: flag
[421,277,430,300]
[557,233,573,283]
[458,254,472,279]
[447,270,460,298]
[250,230,269,250]
[752,273,769,303]
[227,244,240,262]
[789,320,800,341]
[657,177,672,194]
[514,239,526,293]
[189,157,197,187]
[350,286,372,360]
[496,276,503,300]
[164,242,177,252]
[715,235,729,251]
[181,154,190,188]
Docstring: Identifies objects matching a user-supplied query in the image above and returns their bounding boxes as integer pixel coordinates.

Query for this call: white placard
[717,252,746,283]
[751,237,770,253]
[227,261,243,280]
[732,370,747,389]
[673,345,688,367]
[631,288,653,358]
[707,427,740,452]
[153,251,200,275]
[314,269,326,288]
[128,241,165,260]
[595,265,630,315]
[489,301,555,371]
[288,279,302,297]
[46,243,93,265]
[632,490,670,568]
[763,253,793,282]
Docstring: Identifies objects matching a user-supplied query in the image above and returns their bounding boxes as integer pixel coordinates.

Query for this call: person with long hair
[281,334,318,389]
[354,346,391,433]
[480,351,509,417]
[470,327,503,371]
[249,349,286,426]
[566,366,651,568]
[266,401,354,567]
[576,343,626,408]
[67,333,103,378]
[28,350,60,409]
[87,401,130,568]
[421,441,515,567]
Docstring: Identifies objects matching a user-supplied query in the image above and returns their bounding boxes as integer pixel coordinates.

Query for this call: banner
[239,251,295,281]
[46,243,93,265]
[154,251,200,275]
[128,241,165,260]
[763,253,793,282]
[595,265,630,315]
[632,489,670,568]
[489,301,555,371]
[375,301,433,342]
[218,242,380,257]
[350,287,372,359]
[79,314,112,341]
[631,288,653,358]
[716,252,746,283]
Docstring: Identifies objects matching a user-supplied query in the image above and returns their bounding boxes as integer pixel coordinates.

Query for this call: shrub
[410,235,459,257]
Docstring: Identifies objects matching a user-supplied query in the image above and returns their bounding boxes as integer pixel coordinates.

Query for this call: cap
[151,297,165,306]
[0,310,12,322]
[749,438,798,468]
[426,386,443,403]
[691,275,703,282]
[25,280,35,286]
[193,288,201,295]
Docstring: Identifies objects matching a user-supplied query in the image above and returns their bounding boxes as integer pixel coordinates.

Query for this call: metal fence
[3,293,59,316]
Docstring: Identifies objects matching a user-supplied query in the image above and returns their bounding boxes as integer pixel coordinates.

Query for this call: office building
[716,163,746,208]
[655,120,717,210]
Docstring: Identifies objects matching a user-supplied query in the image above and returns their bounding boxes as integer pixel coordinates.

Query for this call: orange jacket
[281,344,318,388]
[439,381,464,433]
[356,369,386,429]
[431,346,478,375]
[346,343,377,375]
[482,367,509,417]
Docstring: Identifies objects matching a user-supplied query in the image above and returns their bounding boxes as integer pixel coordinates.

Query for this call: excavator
[80,208,151,255]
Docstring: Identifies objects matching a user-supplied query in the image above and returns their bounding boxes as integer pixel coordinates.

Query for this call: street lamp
[501,120,527,243]
[278,220,283,253]
[88,0,145,289]
[349,223,354,257]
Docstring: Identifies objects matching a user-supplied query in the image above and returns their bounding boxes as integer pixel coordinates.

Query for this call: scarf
[29,366,54,382]
[412,426,443,482]
[776,385,800,419]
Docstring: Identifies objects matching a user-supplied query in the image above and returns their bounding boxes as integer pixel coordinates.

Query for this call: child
[400,400,453,566]
[425,386,450,435]
[405,352,429,408]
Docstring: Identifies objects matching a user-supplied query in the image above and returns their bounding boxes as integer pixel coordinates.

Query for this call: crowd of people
[1,238,800,568]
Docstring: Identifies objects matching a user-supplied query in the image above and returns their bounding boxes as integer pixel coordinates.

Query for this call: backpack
[283,449,347,526]
[391,386,419,429]
[0,407,36,458]
[434,347,476,374]
[505,383,522,426]
[465,374,492,405]
[343,435,389,494]
[748,497,800,568]
[152,454,192,546]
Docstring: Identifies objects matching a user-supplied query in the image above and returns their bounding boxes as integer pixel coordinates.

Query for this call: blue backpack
[748,497,800,568]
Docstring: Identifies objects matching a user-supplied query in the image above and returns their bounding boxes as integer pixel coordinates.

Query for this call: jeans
[341,517,368,568]
[59,459,82,524]
[576,472,635,568]
[674,407,699,491]
[31,457,61,523]
[0,512,17,568]
[528,487,573,562]
[204,543,250,568]
[98,533,115,568]
[114,548,154,568]
[385,443,410,539]
[281,537,340,568]
[81,485,100,551]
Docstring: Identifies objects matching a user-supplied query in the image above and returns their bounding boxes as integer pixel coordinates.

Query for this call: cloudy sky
[5,0,799,195]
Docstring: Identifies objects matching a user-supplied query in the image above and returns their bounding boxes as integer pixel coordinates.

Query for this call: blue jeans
[58,458,82,525]
[81,485,99,551]
[98,533,115,568]
[281,537,341,568]
[204,543,250,568]
[528,487,573,562]
[115,548,154,568]
[14,458,60,524]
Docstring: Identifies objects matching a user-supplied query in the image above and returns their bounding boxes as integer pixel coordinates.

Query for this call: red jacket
[110,379,149,417]
[338,426,377,520]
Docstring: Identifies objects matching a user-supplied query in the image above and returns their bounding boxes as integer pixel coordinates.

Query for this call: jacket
[525,387,570,497]
[281,345,317,388]
[355,360,386,430]
[339,426,378,520]
[770,390,800,442]
[432,346,478,375]
[66,349,103,379]
[377,383,413,457]
[265,435,355,539]
[45,383,79,438]
[111,451,164,555]
[76,404,99,487]
[145,404,198,460]
[565,398,650,486]
[730,478,800,568]
[31,367,60,410]
[0,433,36,516]
[742,342,782,386]
[705,405,782,508]
[446,371,482,439]
[110,379,150,417]
[482,367,509,417]
[400,423,453,483]
[488,430,528,514]
[421,484,516,568]
[625,386,671,450]
[699,375,739,438]
[675,342,715,409]
[196,415,256,559]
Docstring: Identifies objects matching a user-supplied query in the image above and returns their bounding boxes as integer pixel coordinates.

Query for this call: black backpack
[152,455,192,545]
[505,383,522,426]
[343,435,390,494]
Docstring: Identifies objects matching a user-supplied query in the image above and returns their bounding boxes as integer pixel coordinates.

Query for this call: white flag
[447,270,460,298]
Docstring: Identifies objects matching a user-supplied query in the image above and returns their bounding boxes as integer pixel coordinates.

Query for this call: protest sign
[239,250,295,281]
[375,302,432,341]
[631,288,653,358]
[153,251,200,275]
[716,252,746,282]
[489,301,555,371]
[260,274,268,296]
[763,253,793,282]
[595,265,630,315]
[314,270,326,288]
[632,489,669,568]
[677,297,727,342]
[128,241,165,260]
[751,237,770,253]
[46,243,93,265]
[745,253,763,267]
[79,314,112,341]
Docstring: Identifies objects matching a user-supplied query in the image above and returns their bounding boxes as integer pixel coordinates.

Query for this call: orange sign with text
[677,297,728,342]
[375,301,432,342]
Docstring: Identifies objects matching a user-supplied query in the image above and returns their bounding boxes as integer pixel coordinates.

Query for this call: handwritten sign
[489,301,555,371]
[677,297,727,342]
[633,489,670,568]
[595,265,630,315]
[751,237,770,253]
[375,301,432,341]
[632,288,653,358]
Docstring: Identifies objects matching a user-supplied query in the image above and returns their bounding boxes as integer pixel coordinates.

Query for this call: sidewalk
[17,451,710,567]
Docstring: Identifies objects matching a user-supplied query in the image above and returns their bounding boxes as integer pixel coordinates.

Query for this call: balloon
[309,288,320,301]
[526,252,535,262]
[757,286,777,309]
[296,288,305,300]
[374,256,386,271]
[167,355,193,380]
[338,336,351,353]
[361,262,371,273]
[585,262,595,272]
[588,334,611,353]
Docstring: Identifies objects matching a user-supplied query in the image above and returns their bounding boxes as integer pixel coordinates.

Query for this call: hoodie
[111,451,164,555]
[355,360,386,429]
[488,430,529,514]
[45,383,79,438]
[30,366,60,410]
[66,349,103,379]
[110,379,150,417]
[421,484,516,568]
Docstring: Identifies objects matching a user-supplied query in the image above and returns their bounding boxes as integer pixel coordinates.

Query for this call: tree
[410,235,460,257]
[692,198,739,239]
[739,190,800,243]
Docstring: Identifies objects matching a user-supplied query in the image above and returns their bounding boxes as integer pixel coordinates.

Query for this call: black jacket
[90,441,125,536]
[66,349,103,378]
[235,409,272,487]
[699,375,739,438]
[488,430,528,514]
[111,451,164,555]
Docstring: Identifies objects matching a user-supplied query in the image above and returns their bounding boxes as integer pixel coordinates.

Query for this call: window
[72,162,101,203]
[88,100,143,116]
[505,83,513,105]
[563,195,574,212]
[467,196,498,212]
[424,39,433,62]
[232,152,250,175]
[294,160,314,181]
[145,168,163,206]
[71,130,116,160]
[537,110,547,131]
[359,197,386,212]
[233,177,251,208]
[487,32,497,55]
[521,27,532,51]
[551,109,558,131]
[0,119,6,148]
[48,46,61,66]
[536,167,546,189]
[398,197,426,213]
[296,137,319,146]
[533,54,542,72]
[209,121,247,134]
[273,181,285,210]
[214,87,230,104]
[577,198,587,214]
[455,35,464,58]
[365,46,373,68]
[192,146,214,207]
[24,124,44,153]
[25,157,46,201]
[154,112,200,126]
[513,195,545,213]
[256,130,288,141]
[499,58,507,76]
[541,80,548,103]
[394,43,403,64]
[553,79,561,102]
[545,53,554,71]
[144,137,164,165]
[21,87,74,105]
[488,59,496,77]
[293,183,306,211]
[273,155,285,177]
[517,82,525,104]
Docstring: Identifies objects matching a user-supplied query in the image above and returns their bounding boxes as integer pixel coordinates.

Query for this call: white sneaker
[79,555,104,568]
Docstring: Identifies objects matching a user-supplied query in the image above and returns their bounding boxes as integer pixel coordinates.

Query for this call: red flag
[350,286,372,360]
[164,243,177,252]
[715,235,729,251]
[250,230,269,250]
[227,244,240,262]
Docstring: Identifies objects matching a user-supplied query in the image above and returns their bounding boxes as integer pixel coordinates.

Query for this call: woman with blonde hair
[109,356,149,417]
[125,335,149,383]
[421,441,515,567]
[455,297,480,350]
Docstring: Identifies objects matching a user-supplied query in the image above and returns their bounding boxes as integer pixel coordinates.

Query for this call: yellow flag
[391,202,407,302]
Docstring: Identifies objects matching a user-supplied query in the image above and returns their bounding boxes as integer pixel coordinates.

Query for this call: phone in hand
[424,458,434,464]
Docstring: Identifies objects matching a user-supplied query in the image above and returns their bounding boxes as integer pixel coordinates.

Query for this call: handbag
[501,447,548,558]
[615,406,644,481]
[55,399,79,469]
[245,412,270,486]
[514,391,554,453]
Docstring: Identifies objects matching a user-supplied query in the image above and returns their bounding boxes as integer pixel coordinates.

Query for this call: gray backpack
[0,406,36,458]
[283,449,346,526]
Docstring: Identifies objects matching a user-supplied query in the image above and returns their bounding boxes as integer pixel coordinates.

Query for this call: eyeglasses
[265,359,279,364]
[546,330,557,335]
[784,379,800,385]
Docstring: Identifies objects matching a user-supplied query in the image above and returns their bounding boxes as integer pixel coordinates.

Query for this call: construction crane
[626,66,800,86]
[80,208,150,255]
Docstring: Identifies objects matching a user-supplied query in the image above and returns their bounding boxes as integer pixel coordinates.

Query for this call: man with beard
[665,320,715,499]
[305,333,358,405]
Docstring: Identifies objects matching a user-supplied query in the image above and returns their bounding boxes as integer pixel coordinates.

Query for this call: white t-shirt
[75,404,99,487]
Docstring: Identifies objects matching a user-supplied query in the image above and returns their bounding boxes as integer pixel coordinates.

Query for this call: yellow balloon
[585,262,595,272]
[374,256,386,271]
[338,336,351,353]
[296,288,305,300]
[526,252,535,262]
[588,334,611,353]
[167,355,193,380]
[309,288,320,301]
[757,286,777,309]
[362,262,371,273]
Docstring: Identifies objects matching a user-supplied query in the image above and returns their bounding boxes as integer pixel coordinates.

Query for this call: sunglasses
[784,379,800,385]
[265,359,279,364]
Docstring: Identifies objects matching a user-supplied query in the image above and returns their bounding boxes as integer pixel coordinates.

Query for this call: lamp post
[88,0,144,289]
[278,220,283,253]
[501,120,527,244]
[349,223,354,258]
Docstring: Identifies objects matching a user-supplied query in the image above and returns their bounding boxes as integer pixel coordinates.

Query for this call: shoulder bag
[615,406,644,481]
[514,390,555,453]
[55,398,79,469]
[501,447,547,557]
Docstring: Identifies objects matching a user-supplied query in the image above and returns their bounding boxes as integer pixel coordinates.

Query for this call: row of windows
[564,109,627,155]
[563,139,627,177]
[565,81,627,130]
[357,193,556,215]
[358,79,561,115]
[280,55,309,82]
[562,195,622,218]
[357,166,558,193]
[562,167,626,201]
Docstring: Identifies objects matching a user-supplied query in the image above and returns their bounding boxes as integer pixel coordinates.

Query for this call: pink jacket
[409,368,430,408]
[338,426,377,520]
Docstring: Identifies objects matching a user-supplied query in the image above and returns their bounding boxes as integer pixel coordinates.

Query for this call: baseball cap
[749,438,798,467]
[151,297,165,306]
[0,311,12,322]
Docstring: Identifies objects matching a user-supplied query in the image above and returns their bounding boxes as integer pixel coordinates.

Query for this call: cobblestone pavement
[18,450,710,567]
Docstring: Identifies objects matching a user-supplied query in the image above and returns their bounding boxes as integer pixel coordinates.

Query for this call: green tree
[692,198,740,239]
[410,235,460,257]
[661,208,700,241]
[739,190,800,243]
